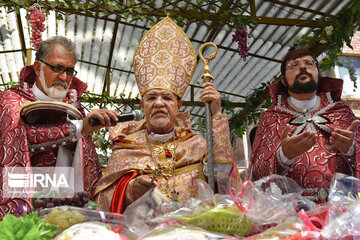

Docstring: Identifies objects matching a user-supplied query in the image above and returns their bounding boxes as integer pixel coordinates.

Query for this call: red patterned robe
[250,77,360,202]
[0,66,102,219]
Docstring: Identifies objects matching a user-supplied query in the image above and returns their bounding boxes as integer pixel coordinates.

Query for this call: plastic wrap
[145,193,253,237]
[245,215,326,240]
[54,221,127,240]
[39,206,135,238]
[123,180,214,238]
[226,175,315,237]
[139,222,237,240]
[175,204,252,236]
[124,187,252,237]
[320,203,360,239]
[328,172,360,205]
[244,175,316,225]
[122,187,173,238]
[245,216,303,239]
[321,173,360,239]
[123,175,317,239]
[129,175,316,238]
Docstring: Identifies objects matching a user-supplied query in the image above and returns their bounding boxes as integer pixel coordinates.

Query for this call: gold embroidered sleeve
[211,114,234,163]
[109,120,147,140]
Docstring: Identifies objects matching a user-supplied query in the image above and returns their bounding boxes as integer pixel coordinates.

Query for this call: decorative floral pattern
[133,16,196,98]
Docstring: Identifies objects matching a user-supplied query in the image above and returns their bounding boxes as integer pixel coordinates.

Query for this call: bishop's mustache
[295,69,312,80]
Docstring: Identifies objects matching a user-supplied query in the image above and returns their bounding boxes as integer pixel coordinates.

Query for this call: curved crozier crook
[199,42,218,82]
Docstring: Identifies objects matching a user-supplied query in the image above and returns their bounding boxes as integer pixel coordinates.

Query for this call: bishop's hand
[124,175,156,207]
[330,119,360,153]
[199,82,221,116]
[280,124,317,159]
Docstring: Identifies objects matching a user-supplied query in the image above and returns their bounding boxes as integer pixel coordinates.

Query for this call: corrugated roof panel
[0,11,19,83]
[82,17,96,62]
[90,18,107,93]
[0,0,355,121]
[56,13,65,37]
[65,14,76,41]
[47,11,56,37]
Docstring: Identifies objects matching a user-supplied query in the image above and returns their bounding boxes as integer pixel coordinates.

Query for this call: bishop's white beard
[149,111,171,133]
[39,64,69,99]
[150,117,170,129]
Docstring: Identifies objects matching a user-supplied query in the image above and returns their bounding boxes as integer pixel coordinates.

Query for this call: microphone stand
[199,42,218,192]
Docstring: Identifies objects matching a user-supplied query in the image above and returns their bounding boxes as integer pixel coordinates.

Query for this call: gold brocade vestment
[94,112,234,211]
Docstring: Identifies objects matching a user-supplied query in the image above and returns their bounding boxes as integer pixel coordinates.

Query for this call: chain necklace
[144,135,179,201]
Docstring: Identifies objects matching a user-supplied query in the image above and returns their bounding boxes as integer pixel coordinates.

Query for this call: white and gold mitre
[133,16,197,98]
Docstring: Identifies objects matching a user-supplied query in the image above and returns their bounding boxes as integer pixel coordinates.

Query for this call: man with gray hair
[0,36,119,219]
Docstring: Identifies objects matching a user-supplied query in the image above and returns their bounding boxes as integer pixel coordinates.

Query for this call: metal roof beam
[263,0,331,17]
[83,97,246,108]
[15,12,27,64]
[249,16,318,27]
[2,1,321,28]
[103,20,119,96]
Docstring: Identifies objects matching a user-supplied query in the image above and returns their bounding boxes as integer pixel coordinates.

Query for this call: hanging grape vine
[27,5,46,50]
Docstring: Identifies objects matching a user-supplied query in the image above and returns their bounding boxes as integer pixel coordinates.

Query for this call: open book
[19,101,83,125]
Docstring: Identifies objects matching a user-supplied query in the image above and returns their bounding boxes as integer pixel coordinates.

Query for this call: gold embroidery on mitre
[133,16,197,98]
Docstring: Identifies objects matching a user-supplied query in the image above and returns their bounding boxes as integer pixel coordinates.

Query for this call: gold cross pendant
[144,163,171,183]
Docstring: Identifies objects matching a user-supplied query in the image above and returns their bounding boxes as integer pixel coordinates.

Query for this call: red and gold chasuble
[0,66,102,219]
[250,77,360,202]
[94,112,234,213]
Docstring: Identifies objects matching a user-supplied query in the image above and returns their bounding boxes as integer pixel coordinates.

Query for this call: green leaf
[0,212,57,240]
[72,3,79,10]
[85,200,102,209]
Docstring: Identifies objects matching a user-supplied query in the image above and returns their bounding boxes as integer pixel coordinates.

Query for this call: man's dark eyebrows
[147,93,174,97]
[163,93,174,97]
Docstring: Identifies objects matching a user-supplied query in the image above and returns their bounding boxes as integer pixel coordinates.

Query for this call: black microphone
[89,110,144,126]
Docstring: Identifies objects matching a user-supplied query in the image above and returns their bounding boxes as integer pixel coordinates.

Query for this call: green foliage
[90,127,112,165]
[6,81,18,87]
[85,200,102,209]
[81,91,141,164]
[0,0,246,30]
[0,212,57,240]
[228,80,272,138]
[295,0,360,71]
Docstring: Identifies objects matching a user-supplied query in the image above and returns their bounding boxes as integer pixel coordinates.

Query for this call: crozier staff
[94,16,235,213]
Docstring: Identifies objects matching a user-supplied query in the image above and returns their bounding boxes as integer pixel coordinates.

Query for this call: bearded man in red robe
[0,36,119,219]
[250,48,360,203]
